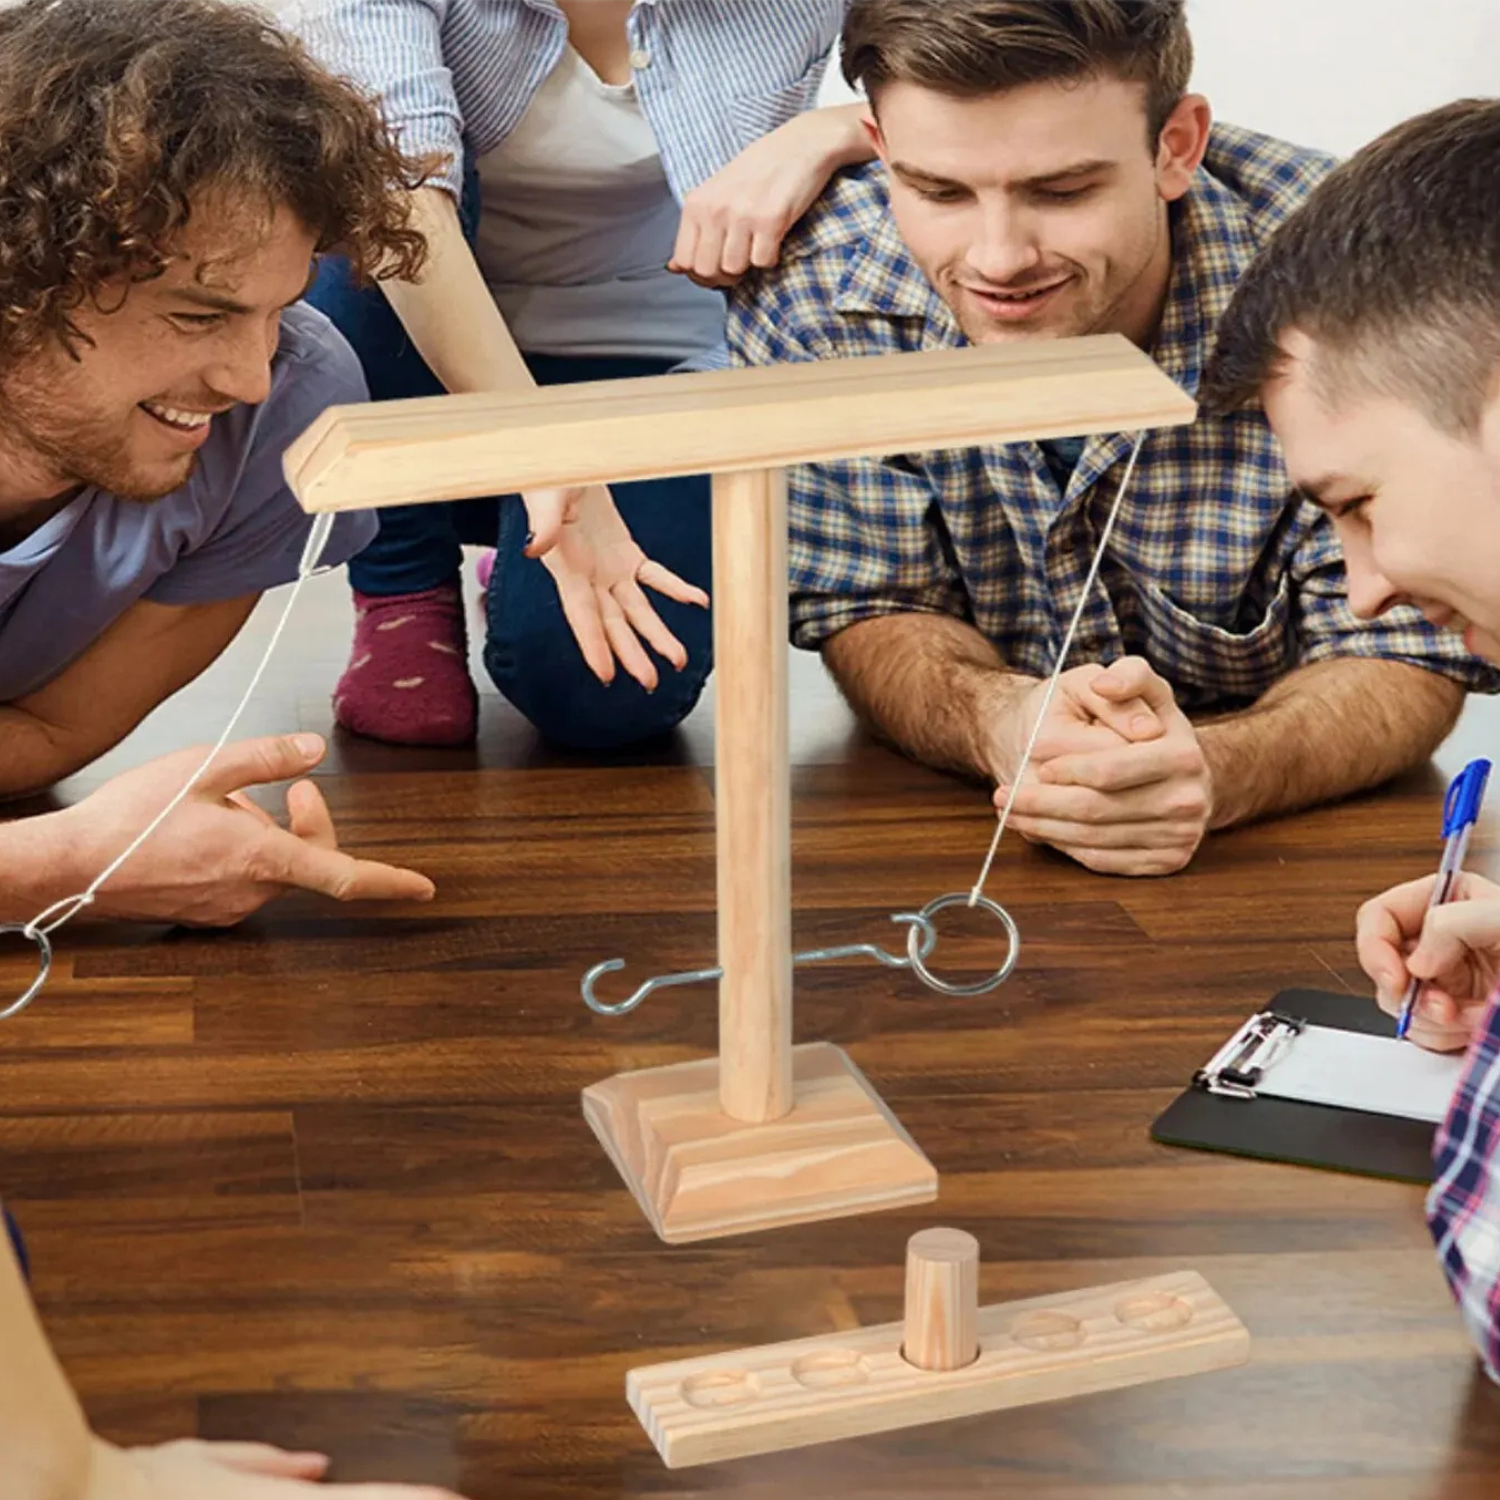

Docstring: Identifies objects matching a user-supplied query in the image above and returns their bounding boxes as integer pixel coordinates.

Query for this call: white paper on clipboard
[1255,1024,1466,1125]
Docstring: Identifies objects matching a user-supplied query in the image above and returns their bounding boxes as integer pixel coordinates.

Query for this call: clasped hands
[989,655,1215,877]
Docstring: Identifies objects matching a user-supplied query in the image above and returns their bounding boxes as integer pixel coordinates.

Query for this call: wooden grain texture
[903,1228,981,1372]
[713,469,791,1125]
[628,1268,1250,1468]
[580,1043,938,1244]
[283,337,1196,512]
[4,576,1500,1496]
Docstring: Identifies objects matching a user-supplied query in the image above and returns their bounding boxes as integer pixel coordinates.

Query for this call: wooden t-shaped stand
[285,337,1195,1244]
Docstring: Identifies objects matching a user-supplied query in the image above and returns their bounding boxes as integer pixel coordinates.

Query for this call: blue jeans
[304,170,714,751]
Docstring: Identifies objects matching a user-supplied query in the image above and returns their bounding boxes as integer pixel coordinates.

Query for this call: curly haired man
[0,0,442,929]
[0,12,473,1500]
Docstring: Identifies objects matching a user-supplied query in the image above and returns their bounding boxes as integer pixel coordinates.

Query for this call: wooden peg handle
[902,1228,980,1372]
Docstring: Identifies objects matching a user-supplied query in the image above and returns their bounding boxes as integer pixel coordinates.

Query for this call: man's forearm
[0,810,77,918]
[820,613,1032,781]
[1,1221,93,1500]
[380,187,534,396]
[1200,657,1464,829]
[0,708,78,800]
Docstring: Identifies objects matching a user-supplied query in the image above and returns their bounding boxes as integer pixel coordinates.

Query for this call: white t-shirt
[473,45,725,362]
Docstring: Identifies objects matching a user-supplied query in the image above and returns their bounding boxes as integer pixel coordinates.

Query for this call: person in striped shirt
[1204,98,1500,1384]
[296,0,869,750]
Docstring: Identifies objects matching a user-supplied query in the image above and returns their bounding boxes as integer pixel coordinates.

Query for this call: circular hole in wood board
[792,1349,871,1389]
[1009,1310,1086,1352]
[1115,1292,1194,1333]
[681,1369,760,1408]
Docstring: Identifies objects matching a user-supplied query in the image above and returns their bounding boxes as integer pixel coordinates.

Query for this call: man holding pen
[1203,97,1500,1383]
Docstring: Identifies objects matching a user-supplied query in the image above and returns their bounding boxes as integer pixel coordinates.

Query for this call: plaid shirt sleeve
[727,277,969,650]
[1290,501,1499,689]
[1428,988,1500,1384]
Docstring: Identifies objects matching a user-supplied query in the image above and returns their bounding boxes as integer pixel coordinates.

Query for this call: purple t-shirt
[0,302,377,700]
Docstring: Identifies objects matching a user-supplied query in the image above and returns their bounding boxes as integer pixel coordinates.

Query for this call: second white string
[967,431,1148,907]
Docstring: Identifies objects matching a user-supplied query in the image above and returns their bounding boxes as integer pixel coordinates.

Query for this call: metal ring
[0,922,53,1021]
[903,891,1020,996]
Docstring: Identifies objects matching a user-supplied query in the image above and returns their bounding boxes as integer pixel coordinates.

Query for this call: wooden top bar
[284,334,1196,513]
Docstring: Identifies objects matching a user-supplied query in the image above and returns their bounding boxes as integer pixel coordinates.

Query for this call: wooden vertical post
[903,1228,981,1372]
[712,467,793,1125]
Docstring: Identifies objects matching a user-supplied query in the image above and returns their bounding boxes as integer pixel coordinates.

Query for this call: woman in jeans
[299,0,867,748]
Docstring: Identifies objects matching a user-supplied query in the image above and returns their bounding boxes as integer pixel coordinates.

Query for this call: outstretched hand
[52,735,434,927]
[519,482,708,690]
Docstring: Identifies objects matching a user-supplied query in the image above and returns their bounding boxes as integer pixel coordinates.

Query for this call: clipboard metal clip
[1194,1010,1307,1099]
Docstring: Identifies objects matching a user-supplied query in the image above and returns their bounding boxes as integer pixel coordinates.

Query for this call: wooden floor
[4,569,1500,1499]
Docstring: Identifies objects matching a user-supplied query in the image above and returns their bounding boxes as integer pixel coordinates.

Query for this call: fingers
[520,487,581,558]
[667,215,700,280]
[612,578,687,671]
[635,558,709,609]
[718,218,755,279]
[1002,809,1205,853]
[1036,735,1205,795]
[749,218,783,270]
[685,209,731,286]
[263,829,435,905]
[1355,877,1436,1000]
[286,778,339,850]
[158,1439,330,1479]
[1410,897,1500,984]
[1089,656,1180,717]
[1400,996,1479,1053]
[599,589,660,691]
[548,570,616,685]
[198,734,326,798]
[1058,665,1164,745]
[1000,771,1210,828]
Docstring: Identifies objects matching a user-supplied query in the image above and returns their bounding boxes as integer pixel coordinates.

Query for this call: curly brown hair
[0,0,440,360]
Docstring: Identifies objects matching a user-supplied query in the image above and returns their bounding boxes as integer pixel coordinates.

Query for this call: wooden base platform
[581,1041,937,1244]
[628,1269,1251,1468]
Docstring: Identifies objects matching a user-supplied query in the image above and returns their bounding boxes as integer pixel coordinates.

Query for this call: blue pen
[1395,756,1492,1040]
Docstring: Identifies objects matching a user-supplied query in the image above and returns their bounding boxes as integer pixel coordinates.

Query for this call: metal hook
[903,891,1020,996]
[581,911,938,1017]
[0,922,53,1022]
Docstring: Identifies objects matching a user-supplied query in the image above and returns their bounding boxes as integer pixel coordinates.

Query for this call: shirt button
[630,47,652,69]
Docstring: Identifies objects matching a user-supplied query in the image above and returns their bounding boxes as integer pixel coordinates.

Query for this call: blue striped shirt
[299,0,846,203]
[727,124,1498,703]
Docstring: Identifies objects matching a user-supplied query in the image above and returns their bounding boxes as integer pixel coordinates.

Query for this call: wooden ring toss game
[285,338,1196,1243]
[627,1227,1251,1468]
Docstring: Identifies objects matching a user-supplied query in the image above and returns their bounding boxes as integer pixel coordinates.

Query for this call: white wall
[819,0,1500,156]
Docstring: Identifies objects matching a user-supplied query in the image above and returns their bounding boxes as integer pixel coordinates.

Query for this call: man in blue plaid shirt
[728,0,1494,877]
[1205,99,1500,1388]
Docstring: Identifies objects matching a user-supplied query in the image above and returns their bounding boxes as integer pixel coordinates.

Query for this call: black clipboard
[1150,988,1439,1183]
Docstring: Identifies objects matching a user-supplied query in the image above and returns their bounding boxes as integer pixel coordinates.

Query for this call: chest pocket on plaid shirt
[1129,570,1296,708]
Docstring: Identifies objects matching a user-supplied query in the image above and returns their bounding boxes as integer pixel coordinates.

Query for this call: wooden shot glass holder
[628,1228,1252,1468]
[285,338,1197,1245]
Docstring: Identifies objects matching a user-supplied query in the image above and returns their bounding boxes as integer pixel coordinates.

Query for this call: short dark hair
[0,0,438,360]
[1202,98,1500,436]
[840,0,1193,139]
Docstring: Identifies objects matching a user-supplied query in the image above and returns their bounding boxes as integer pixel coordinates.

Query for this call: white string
[23,511,339,940]
[967,431,1148,907]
